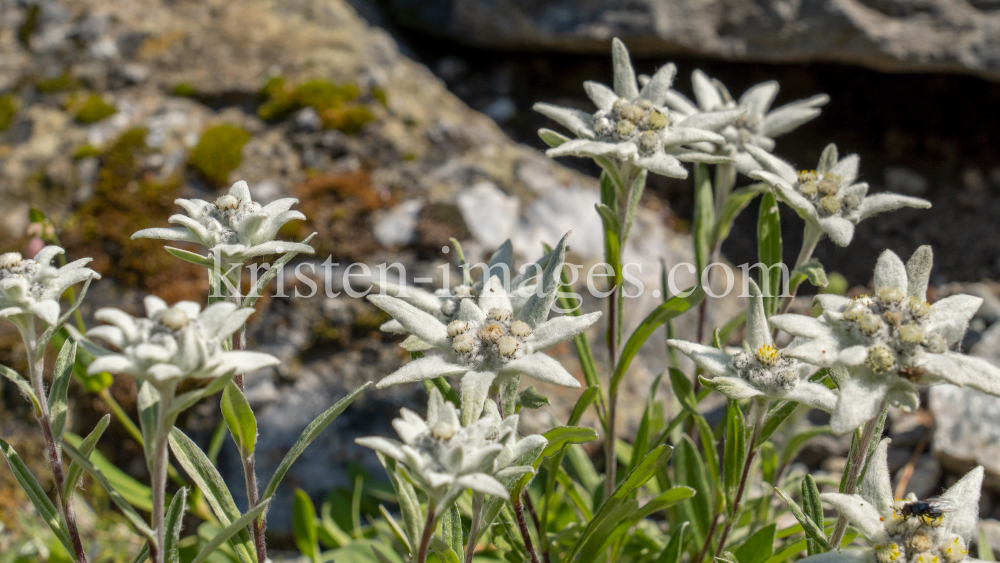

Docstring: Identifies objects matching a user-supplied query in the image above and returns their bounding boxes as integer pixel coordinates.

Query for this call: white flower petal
[858,193,931,221]
[531,312,602,351]
[830,370,892,435]
[459,299,486,325]
[478,276,513,316]
[948,354,1000,397]
[501,353,581,388]
[940,465,984,541]
[663,90,699,116]
[532,103,596,140]
[859,438,894,518]
[745,145,798,184]
[131,227,201,244]
[820,493,889,544]
[905,246,933,300]
[368,294,450,350]
[659,127,726,146]
[760,94,829,137]
[738,81,779,116]
[691,70,723,111]
[832,155,860,185]
[792,551,871,563]
[928,294,982,346]
[218,351,280,375]
[818,216,855,247]
[637,63,676,106]
[547,138,637,161]
[94,308,138,335]
[698,375,762,400]
[769,314,827,339]
[631,151,688,178]
[460,371,496,427]
[837,345,868,367]
[611,38,639,100]
[667,340,735,378]
[454,473,508,499]
[377,356,468,389]
[88,354,135,375]
[29,301,60,325]
[745,279,773,351]
[86,326,125,349]
[355,437,407,462]
[873,250,908,293]
[143,295,168,318]
[813,294,851,312]
[583,81,618,111]
[784,381,838,412]
[677,108,744,132]
[229,180,252,202]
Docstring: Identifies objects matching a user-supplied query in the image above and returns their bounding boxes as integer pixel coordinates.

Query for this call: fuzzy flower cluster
[535,38,743,179]
[356,388,543,506]
[662,70,829,174]
[0,246,100,328]
[772,247,1000,434]
[85,296,279,387]
[371,234,601,424]
[748,144,930,247]
[132,180,314,266]
[668,280,836,411]
[803,439,985,563]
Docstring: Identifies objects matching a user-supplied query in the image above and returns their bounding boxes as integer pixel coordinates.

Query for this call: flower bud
[817,180,839,197]
[907,530,933,553]
[877,287,906,304]
[488,308,512,322]
[619,104,645,122]
[637,99,653,110]
[867,345,896,373]
[509,320,532,338]
[940,535,968,563]
[160,308,190,330]
[799,181,818,196]
[452,333,476,354]
[908,297,932,317]
[0,252,23,269]
[215,195,240,210]
[447,320,468,338]
[431,421,455,441]
[898,323,924,344]
[875,542,903,563]
[884,311,902,325]
[498,336,519,358]
[479,322,505,344]
[860,313,884,334]
[647,109,668,130]
[616,119,635,137]
[819,195,842,214]
[639,131,659,153]
[755,344,780,366]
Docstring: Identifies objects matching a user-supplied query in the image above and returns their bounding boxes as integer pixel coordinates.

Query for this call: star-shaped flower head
[368,233,601,424]
[534,38,744,179]
[132,180,314,267]
[771,246,1000,435]
[747,143,930,247]
[667,279,836,411]
[356,388,541,510]
[806,438,985,563]
[661,70,829,174]
[377,240,548,350]
[0,246,100,329]
[84,295,279,387]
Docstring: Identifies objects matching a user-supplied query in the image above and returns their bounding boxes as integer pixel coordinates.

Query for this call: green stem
[829,409,883,547]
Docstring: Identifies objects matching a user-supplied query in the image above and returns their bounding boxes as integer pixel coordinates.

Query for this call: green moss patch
[257,77,377,134]
[187,124,251,187]
[0,95,16,131]
[74,94,117,124]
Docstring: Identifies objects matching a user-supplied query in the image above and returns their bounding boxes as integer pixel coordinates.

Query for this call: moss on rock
[187,124,251,187]
[0,94,16,131]
[74,94,117,124]
[257,77,376,134]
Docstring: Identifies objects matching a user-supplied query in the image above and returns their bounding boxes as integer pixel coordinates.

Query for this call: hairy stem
[416,505,436,563]
[829,411,883,547]
[242,452,266,563]
[22,319,88,563]
[464,494,484,563]
[150,425,170,563]
[513,495,541,563]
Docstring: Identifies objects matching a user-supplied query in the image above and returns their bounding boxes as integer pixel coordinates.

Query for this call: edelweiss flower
[803,438,985,563]
[85,295,279,386]
[356,388,539,508]
[661,70,829,174]
[132,180,314,266]
[747,143,930,247]
[369,234,601,424]
[534,38,743,179]
[771,247,1000,435]
[377,240,544,349]
[0,246,100,327]
[667,280,836,411]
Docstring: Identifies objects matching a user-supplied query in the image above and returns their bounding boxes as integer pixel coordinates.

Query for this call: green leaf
[64,430,152,512]
[515,386,550,409]
[169,371,236,417]
[694,414,720,500]
[442,503,463,557]
[422,377,461,407]
[668,368,698,413]
[243,233,317,308]
[429,537,462,563]
[764,537,807,563]
[164,487,188,563]
[539,426,599,463]
[712,184,767,247]
[538,128,570,148]
[622,169,648,245]
[579,487,695,562]
[168,428,257,563]
[0,438,75,554]
[0,364,41,416]
[137,382,161,472]
[63,415,110,503]
[568,387,599,427]
[612,289,705,396]
[375,453,422,553]
[29,207,47,223]
[164,246,217,269]
[61,441,156,546]
[131,543,150,563]
[759,401,798,443]
[260,382,370,504]
[221,381,257,457]
[191,498,271,563]
[734,523,776,563]
[656,521,688,563]
[693,163,716,275]
[630,391,656,473]
[791,259,829,289]
[674,435,711,539]
[718,311,747,351]
[780,425,832,468]
[293,489,320,562]
[801,475,824,555]
[564,445,675,562]
[760,442,778,488]
[979,527,996,561]
[724,400,747,510]
[774,488,830,551]
[596,203,622,281]
[378,505,411,556]
[48,339,76,440]
[556,260,602,393]
[757,190,783,316]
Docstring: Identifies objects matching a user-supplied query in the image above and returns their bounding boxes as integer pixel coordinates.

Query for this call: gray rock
[930,383,1000,489]
[372,199,424,247]
[372,0,1000,80]
[892,454,942,500]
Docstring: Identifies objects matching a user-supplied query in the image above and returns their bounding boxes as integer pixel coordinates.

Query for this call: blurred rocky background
[2,0,1000,555]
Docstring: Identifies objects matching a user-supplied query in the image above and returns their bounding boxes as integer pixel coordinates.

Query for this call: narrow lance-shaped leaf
[694,163,715,275]
[221,381,257,457]
[164,487,188,563]
[49,339,76,440]
[801,475,825,556]
[293,489,320,563]
[0,438,75,554]
[63,414,111,502]
[655,521,688,563]
[774,487,830,551]
[0,364,41,416]
[724,399,746,509]
[758,190,783,316]
[190,499,272,563]
[443,504,463,557]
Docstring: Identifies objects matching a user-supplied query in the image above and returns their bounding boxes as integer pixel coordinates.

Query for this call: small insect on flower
[898,498,956,527]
